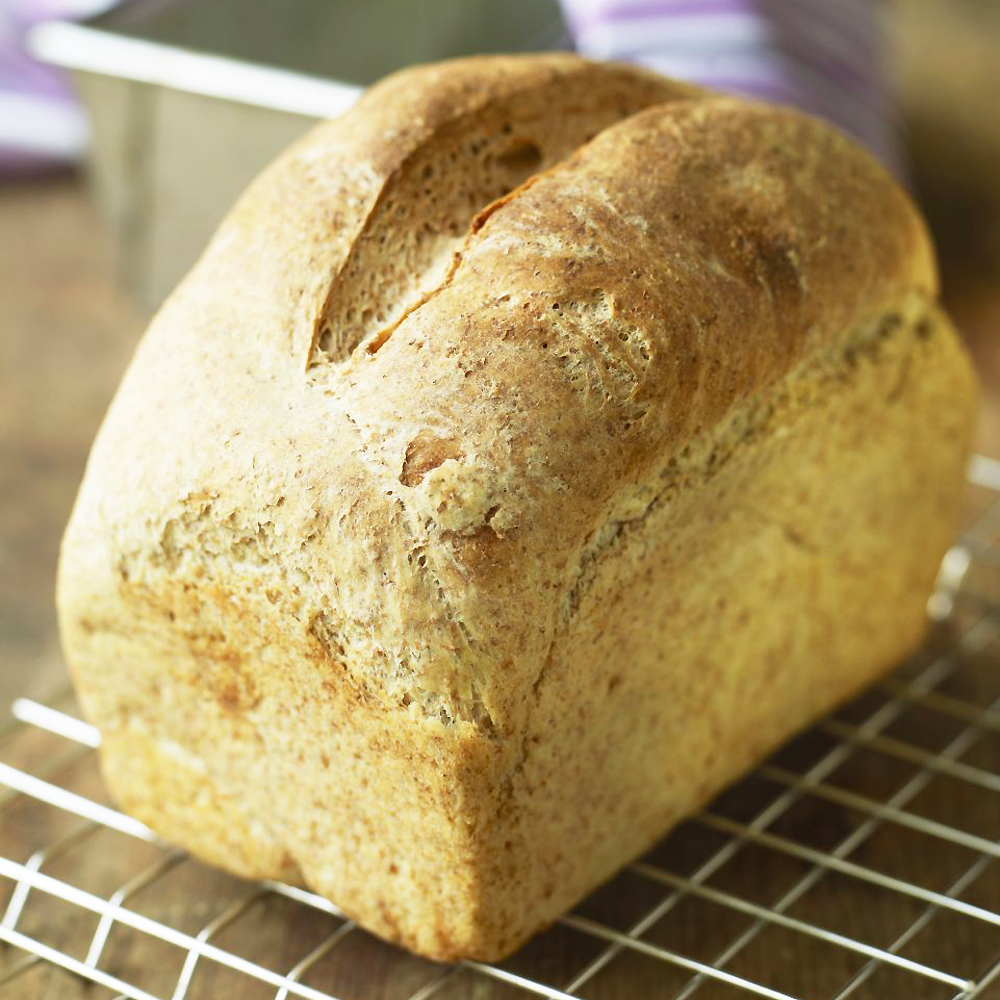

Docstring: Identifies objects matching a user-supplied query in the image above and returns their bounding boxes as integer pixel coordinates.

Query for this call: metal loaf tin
[30,0,565,307]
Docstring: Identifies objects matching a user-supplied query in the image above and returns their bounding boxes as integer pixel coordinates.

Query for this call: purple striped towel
[0,0,119,173]
[560,0,901,174]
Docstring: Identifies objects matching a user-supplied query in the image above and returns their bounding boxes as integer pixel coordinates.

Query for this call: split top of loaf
[57,53,974,963]
[62,54,935,740]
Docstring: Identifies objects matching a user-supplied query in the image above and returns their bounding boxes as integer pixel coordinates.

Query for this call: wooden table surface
[2,3,1000,996]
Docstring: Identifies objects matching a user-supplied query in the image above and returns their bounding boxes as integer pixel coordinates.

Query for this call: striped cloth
[560,0,901,173]
[3,0,899,176]
[0,0,117,173]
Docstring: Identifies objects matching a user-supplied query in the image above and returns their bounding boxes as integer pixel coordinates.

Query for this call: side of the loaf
[462,296,976,954]
[57,54,977,962]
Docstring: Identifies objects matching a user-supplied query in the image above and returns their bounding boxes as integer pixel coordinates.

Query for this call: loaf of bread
[58,54,977,961]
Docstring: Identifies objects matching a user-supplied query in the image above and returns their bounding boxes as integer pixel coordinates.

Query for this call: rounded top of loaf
[59,54,939,733]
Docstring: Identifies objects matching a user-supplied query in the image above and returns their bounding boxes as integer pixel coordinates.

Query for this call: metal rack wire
[3,455,1000,1000]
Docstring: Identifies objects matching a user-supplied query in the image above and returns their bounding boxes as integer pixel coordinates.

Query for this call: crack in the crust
[357,166,560,361]
[305,88,656,372]
[493,648,552,820]
[363,253,462,356]
[303,193,384,371]
[414,543,497,735]
[304,80,701,371]
[321,384,497,733]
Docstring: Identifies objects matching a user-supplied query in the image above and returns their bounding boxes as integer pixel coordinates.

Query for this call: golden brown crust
[57,54,975,961]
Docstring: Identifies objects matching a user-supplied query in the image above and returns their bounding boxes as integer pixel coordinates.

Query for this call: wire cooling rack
[3,458,1000,1000]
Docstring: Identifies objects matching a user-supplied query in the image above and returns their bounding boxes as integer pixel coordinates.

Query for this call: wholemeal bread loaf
[58,54,977,961]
